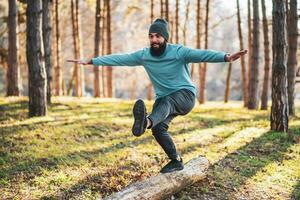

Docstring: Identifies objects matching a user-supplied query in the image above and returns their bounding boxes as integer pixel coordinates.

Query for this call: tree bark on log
[104,156,209,200]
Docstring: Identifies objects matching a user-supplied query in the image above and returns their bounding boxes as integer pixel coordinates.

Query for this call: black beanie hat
[149,18,169,41]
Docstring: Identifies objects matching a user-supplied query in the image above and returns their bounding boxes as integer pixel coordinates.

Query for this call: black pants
[148,89,195,160]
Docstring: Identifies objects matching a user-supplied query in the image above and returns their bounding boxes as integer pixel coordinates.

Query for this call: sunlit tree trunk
[67,0,77,95]
[160,0,164,18]
[248,0,260,109]
[196,0,203,101]
[94,0,101,97]
[75,0,85,96]
[147,0,154,100]
[106,0,113,98]
[54,0,62,96]
[199,0,210,104]
[165,0,169,21]
[7,0,20,96]
[150,0,154,22]
[26,0,47,117]
[260,0,271,110]
[183,0,190,46]
[287,0,298,116]
[271,0,288,132]
[224,63,232,103]
[236,0,248,107]
[42,0,52,103]
[101,0,107,97]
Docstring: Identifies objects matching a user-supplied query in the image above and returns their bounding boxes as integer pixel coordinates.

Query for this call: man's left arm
[179,46,247,63]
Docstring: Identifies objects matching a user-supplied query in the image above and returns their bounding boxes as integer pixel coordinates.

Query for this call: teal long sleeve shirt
[92,44,227,99]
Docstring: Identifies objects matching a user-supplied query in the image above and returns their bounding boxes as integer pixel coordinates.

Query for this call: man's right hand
[66,59,92,65]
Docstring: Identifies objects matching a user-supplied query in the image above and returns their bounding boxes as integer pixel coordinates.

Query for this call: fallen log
[104,155,209,200]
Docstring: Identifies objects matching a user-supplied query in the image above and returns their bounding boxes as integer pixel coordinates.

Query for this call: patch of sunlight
[238,143,300,199]
[195,101,244,109]
[181,127,268,164]
[0,116,55,128]
[174,124,239,144]
[211,127,268,163]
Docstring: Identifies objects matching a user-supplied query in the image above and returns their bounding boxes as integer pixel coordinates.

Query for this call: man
[68,18,247,173]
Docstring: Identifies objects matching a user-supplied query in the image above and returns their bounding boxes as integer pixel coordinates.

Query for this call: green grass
[0,97,299,199]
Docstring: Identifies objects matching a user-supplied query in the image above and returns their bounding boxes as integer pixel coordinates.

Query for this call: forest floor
[0,97,299,200]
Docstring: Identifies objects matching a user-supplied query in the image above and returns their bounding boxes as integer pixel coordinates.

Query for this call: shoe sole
[132,99,146,137]
[160,166,184,174]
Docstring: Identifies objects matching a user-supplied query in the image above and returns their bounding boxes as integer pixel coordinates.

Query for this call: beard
[150,41,167,57]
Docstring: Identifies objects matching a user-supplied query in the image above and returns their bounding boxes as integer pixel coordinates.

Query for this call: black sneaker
[132,99,147,137]
[160,157,184,173]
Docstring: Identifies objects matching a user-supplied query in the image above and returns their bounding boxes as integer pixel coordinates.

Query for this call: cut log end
[103,155,210,200]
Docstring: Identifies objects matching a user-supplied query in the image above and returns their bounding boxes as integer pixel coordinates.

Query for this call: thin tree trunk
[271,0,288,132]
[247,0,252,104]
[175,0,179,43]
[236,0,248,107]
[106,0,113,98]
[26,0,47,117]
[42,0,52,103]
[165,0,169,21]
[287,0,298,116]
[76,0,85,96]
[197,0,202,99]
[183,0,190,46]
[101,0,107,97]
[199,0,210,104]
[160,0,164,18]
[148,0,154,100]
[260,0,271,110]
[224,63,232,103]
[150,0,154,22]
[54,0,62,96]
[94,0,101,97]
[7,0,20,96]
[248,0,260,109]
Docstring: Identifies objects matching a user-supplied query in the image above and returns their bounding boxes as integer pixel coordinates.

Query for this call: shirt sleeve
[177,46,227,63]
[92,50,143,66]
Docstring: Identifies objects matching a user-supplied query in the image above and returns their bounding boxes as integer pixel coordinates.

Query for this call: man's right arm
[67,50,144,66]
[91,50,143,66]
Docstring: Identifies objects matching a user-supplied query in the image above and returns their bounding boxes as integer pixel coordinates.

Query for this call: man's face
[149,33,166,56]
[149,33,165,49]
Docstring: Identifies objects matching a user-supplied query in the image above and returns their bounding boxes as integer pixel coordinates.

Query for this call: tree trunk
[247,0,252,104]
[160,0,164,18]
[101,0,107,97]
[270,0,288,132]
[106,0,113,98]
[104,156,209,200]
[44,6,52,92]
[54,0,62,96]
[248,0,260,109]
[287,0,298,116]
[224,63,232,103]
[183,0,190,46]
[196,0,202,99]
[199,0,210,104]
[236,0,248,107]
[260,0,271,110]
[42,0,52,104]
[94,0,101,97]
[165,0,169,22]
[150,0,154,22]
[26,0,47,117]
[7,0,20,96]
[76,0,85,96]
[175,0,179,43]
[148,0,154,100]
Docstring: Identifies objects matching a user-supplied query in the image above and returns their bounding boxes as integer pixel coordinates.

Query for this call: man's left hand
[225,50,248,62]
